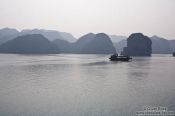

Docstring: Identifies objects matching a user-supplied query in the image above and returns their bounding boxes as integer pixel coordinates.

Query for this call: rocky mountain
[53,39,72,53]
[0,34,59,54]
[72,33,96,53]
[82,33,116,54]
[114,35,175,55]
[20,29,76,42]
[0,28,19,45]
[109,35,127,43]
[169,40,175,52]
[54,33,116,54]
[122,33,152,56]
[0,28,76,45]
[0,28,18,37]
[1,28,174,55]
[113,39,127,54]
[150,35,172,54]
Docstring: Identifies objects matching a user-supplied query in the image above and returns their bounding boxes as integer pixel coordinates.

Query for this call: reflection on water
[0,54,175,116]
[85,61,110,66]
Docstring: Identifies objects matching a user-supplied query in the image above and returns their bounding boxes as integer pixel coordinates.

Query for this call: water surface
[0,54,175,116]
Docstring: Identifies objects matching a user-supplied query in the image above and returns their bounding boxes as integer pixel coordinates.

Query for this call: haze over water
[0,54,175,116]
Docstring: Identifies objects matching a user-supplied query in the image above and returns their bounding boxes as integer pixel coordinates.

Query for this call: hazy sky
[0,0,175,39]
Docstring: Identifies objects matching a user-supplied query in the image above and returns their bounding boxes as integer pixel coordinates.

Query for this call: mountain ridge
[0,34,59,54]
[0,28,76,45]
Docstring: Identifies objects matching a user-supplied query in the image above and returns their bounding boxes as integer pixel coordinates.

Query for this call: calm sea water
[0,54,175,116]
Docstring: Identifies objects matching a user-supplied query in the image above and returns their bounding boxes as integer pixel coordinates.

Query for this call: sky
[0,0,175,39]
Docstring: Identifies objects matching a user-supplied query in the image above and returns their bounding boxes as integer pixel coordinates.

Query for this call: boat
[173,52,175,57]
[109,54,132,61]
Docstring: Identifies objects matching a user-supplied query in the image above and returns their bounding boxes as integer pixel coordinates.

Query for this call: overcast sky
[0,0,175,39]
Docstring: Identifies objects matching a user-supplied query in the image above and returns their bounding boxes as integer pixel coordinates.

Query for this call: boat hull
[109,57,132,61]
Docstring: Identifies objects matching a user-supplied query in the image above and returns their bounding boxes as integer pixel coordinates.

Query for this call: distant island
[0,28,76,45]
[0,34,59,54]
[121,33,152,56]
[0,28,175,55]
[151,36,172,54]
[114,35,175,54]
[0,28,116,54]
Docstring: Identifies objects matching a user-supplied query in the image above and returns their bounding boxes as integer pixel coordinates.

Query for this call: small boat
[109,54,132,61]
[173,52,175,57]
